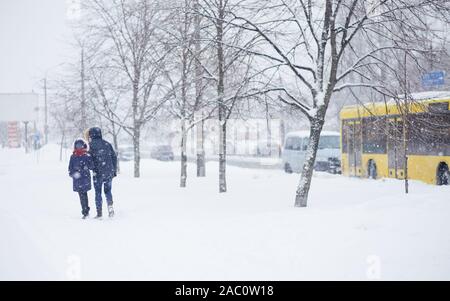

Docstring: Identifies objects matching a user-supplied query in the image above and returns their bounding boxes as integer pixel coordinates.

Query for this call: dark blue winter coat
[68,146,94,193]
[88,127,117,181]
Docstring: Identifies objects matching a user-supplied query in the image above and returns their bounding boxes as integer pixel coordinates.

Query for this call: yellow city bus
[339,92,450,185]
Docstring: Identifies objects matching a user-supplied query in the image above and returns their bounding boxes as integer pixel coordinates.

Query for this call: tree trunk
[219,118,227,193]
[279,119,285,157]
[217,3,226,193]
[194,0,205,177]
[265,100,272,156]
[180,28,188,187]
[196,116,206,177]
[133,126,140,178]
[113,134,120,174]
[59,132,65,162]
[256,122,260,156]
[110,121,120,174]
[294,117,325,207]
[180,120,188,188]
[132,76,140,178]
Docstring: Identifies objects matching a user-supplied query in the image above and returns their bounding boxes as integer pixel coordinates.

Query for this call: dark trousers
[78,192,90,216]
[93,176,113,212]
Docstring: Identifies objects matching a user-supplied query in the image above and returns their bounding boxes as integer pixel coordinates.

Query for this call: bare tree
[160,0,217,188]
[51,75,89,161]
[229,0,449,206]
[353,7,450,194]
[87,60,131,173]
[193,0,207,177]
[196,0,260,193]
[84,0,173,177]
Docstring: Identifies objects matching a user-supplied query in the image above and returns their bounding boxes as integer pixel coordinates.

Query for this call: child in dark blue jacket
[68,139,94,219]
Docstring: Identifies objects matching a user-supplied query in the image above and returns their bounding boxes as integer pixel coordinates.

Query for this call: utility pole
[44,77,48,145]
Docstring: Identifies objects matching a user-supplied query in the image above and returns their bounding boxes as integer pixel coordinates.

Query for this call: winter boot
[82,213,89,219]
[95,209,102,219]
[108,205,115,218]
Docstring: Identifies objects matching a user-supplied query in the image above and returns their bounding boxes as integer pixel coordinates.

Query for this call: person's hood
[74,139,88,150]
[89,127,103,140]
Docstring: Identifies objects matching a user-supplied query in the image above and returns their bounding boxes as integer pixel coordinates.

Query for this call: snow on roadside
[0,144,449,280]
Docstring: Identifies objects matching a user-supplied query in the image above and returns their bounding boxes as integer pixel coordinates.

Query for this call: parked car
[151,145,174,161]
[282,131,341,174]
[118,144,134,161]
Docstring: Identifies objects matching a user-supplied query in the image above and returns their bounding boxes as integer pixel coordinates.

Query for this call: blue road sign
[422,71,445,87]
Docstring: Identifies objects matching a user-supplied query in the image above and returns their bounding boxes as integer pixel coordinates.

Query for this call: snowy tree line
[48,0,449,207]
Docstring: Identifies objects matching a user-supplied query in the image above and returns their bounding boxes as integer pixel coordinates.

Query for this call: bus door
[387,118,405,178]
[346,120,362,176]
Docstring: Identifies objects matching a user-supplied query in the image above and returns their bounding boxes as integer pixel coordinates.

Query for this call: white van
[282,131,341,174]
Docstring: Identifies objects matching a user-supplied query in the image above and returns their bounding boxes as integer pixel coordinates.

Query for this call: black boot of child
[79,192,90,219]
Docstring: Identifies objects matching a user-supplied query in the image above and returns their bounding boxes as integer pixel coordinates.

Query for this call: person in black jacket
[88,127,117,218]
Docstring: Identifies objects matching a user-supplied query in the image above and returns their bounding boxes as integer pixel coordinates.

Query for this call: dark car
[151,145,174,161]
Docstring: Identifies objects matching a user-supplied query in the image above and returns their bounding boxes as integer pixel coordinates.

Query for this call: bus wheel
[284,163,293,174]
[437,162,449,185]
[368,160,377,179]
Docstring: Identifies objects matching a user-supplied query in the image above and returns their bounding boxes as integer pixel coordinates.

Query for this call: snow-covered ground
[1,144,449,280]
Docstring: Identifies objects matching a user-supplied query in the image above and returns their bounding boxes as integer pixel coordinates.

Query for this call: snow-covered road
[1,145,449,280]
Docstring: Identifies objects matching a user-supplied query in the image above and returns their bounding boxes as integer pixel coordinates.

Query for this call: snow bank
[0,145,449,280]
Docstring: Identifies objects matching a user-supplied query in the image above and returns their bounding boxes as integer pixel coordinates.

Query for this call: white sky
[0,0,74,93]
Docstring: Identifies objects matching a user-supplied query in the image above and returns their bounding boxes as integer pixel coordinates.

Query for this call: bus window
[341,121,348,153]
[409,113,450,156]
[428,102,449,113]
[362,116,387,154]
